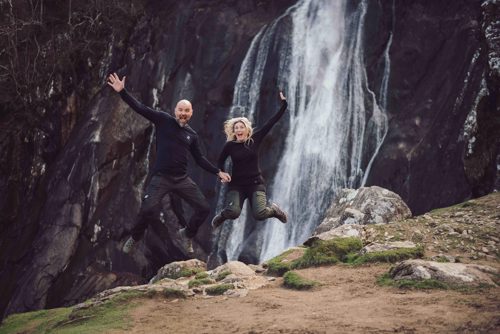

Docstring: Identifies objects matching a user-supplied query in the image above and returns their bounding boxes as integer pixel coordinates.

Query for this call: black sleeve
[119,89,170,124]
[253,100,288,142]
[217,143,231,172]
[190,136,220,175]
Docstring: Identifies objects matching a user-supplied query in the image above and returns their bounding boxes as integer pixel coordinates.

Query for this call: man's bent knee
[196,203,210,219]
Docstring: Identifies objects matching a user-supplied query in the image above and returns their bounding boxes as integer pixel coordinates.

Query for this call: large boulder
[210,261,255,278]
[305,224,366,245]
[390,259,498,286]
[150,259,206,283]
[208,261,270,292]
[315,186,412,235]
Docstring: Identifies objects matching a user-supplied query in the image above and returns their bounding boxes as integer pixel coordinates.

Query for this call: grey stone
[305,224,365,245]
[149,259,206,283]
[390,260,498,285]
[361,241,418,254]
[315,186,412,235]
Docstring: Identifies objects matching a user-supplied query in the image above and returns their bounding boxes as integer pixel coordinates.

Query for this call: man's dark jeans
[131,173,210,240]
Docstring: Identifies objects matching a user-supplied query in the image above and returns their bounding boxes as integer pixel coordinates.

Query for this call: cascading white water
[217,8,294,260]
[219,0,393,262]
[258,0,391,261]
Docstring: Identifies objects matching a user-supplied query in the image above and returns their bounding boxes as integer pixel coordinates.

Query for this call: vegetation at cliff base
[346,246,424,265]
[205,284,234,296]
[283,271,318,290]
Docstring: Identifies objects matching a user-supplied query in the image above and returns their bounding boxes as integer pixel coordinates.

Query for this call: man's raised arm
[107,72,166,124]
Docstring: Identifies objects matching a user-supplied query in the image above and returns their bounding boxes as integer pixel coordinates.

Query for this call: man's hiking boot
[122,236,138,254]
[177,228,194,254]
[211,214,226,229]
[271,203,288,224]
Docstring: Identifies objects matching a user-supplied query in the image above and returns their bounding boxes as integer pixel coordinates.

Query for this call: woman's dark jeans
[221,184,274,220]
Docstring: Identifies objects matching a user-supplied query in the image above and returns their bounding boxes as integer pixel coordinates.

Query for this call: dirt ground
[113,264,499,334]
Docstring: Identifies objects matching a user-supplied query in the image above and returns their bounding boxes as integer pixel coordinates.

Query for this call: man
[107,73,230,254]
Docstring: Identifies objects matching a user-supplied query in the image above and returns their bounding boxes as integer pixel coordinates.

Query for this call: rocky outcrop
[77,259,270,308]
[314,186,412,235]
[390,259,498,286]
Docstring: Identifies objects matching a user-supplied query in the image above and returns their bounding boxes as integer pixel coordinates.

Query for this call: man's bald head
[174,99,193,127]
[176,99,192,110]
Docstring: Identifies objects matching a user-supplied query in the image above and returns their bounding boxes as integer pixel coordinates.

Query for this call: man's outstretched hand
[107,73,125,92]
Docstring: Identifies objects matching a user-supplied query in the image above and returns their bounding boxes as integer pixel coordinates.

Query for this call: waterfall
[258,0,391,261]
[215,7,295,260]
[218,0,392,263]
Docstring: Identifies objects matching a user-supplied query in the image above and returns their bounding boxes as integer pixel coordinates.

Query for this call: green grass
[0,291,145,334]
[162,288,186,299]
[283,271,318,290]
[292,237,363,269]
[377,273,496,292]
[205,284,234,296]
[346,246,424,265]
[194,271,209,279]
[215,270,232,281]
[267,238,425,280]
[377,273,448,290]
[172,267,204,279]
[266,249,298,276]
[267,238,364,276]
[188,278,214,288]
[0,308,72,334]
[429,199,480,215]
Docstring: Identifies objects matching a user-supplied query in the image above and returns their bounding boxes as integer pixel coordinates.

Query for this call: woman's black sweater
[217,100,288,187]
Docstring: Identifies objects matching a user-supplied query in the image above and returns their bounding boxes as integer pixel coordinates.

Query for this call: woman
[212,91,288,229]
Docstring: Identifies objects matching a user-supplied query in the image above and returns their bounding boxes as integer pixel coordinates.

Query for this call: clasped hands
[218,171,231,183]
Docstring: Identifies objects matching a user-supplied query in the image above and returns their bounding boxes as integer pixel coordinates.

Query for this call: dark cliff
[0,0,295,319]
[364,0,499,214]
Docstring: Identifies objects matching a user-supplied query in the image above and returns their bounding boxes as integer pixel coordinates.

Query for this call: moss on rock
[283,271,318,290]
[347,246,424,265]
[266,249,302,276]
[162,288,186,299]
[194,271,209,279]
[205,284,234,296]
[188,278,214,288]
[293,237,363,269]
[215,270,232,281]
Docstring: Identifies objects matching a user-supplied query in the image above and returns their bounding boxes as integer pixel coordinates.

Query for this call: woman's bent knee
[222,208,241,220]
[253,208,271,220]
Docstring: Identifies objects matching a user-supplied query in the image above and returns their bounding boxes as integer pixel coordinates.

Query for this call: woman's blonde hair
[224,117,254,143]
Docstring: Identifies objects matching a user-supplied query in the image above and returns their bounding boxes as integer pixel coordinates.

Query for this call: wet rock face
[0,0,295,319]
[364,0,499,214]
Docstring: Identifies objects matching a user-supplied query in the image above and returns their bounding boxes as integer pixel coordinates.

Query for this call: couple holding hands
[107,73,288,255]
